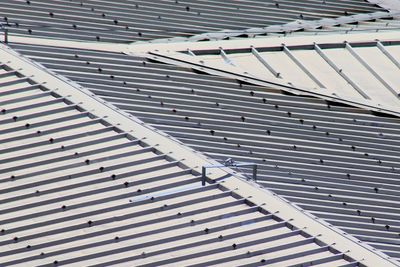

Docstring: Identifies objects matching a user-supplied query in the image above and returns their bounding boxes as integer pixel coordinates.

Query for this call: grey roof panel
[11,43,400,262]
[0,0,384,42]
[1,42,385,266]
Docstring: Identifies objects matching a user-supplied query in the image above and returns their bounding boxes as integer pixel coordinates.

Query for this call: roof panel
[0,0,384,42]
[0,43,386,266]
[11,42,400,263]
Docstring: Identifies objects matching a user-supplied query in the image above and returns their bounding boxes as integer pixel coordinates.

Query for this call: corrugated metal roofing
[0,0,384,43]
[138,11,399,43]
[153,34,400,114]
[0,43,379,266]
[10,42,400,263]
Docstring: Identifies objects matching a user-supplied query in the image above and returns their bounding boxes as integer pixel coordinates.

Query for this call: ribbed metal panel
[0,49,357,266]
[0,0,383,43]
[11,43,400,263]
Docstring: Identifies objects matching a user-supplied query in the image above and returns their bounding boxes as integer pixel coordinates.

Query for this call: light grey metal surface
[11,43,400,263]
[0,0,384,43]
[0,46,365,267]
[168,37,400,113]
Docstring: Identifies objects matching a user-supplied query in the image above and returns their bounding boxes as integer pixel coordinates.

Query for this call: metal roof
[3,41,396,266]
[0,0,384,43]
[9,41,400,263]
[2,1,400,265]
[144,32,400,115]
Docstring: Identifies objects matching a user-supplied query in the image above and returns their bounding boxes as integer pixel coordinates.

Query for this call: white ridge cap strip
[133,11,398,43]
[219,178,400,267]
[0,43,229,182]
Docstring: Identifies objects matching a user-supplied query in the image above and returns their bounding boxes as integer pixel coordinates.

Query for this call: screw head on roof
[124,181,129,187]
[371,217,375,223]
[61,205,66,210]
[204,228,209,233]
[85,159,90,165]
[13,237,18,242]
[232,243,237,249]
[266,130,271,135]
[210,130,215,136]
[49,12,54,17]
[87,220,93,226]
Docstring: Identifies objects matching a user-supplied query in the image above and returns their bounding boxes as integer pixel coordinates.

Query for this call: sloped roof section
[150,32,400,115]
[10,42,400,263]
[2,43,394,266]
[0,0,385,43]
[140,11,399,43]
